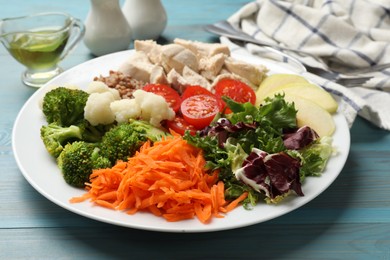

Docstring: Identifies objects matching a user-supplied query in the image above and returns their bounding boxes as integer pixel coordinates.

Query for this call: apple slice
[265,84,338,113]
[283,94,335,137]
[256,74,308,103]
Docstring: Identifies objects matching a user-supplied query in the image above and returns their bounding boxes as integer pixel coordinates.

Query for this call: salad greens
[184,94,333,207]
[40,86,334,207]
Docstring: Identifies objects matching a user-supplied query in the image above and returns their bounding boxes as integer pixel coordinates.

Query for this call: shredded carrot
[225,192,248,212]
[71,133,247,224]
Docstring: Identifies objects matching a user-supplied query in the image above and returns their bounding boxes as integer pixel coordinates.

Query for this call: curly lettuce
[185,95,333,206]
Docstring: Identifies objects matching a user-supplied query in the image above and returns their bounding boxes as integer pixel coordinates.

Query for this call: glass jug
[0,12,85,87]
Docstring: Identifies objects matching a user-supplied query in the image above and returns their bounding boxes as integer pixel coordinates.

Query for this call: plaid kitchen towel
[222,0,390,130]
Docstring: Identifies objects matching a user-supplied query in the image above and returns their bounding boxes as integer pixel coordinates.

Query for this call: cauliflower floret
[85,85,174,126]
[133,89,175,126]
[86,81,121,100]
[84,92,116,126]
[110,99,141,123]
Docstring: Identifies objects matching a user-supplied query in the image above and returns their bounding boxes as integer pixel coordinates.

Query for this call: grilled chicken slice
[119,51,167,84]
[182,66,211,90]
[167,69,188,94]
[199,53,227,81]
[224,57,268,87]
[174,38,230,59]
[160,44,199,74]
[134,40,162,64]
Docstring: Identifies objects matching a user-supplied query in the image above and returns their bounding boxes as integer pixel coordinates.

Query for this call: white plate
[12,50,350,233]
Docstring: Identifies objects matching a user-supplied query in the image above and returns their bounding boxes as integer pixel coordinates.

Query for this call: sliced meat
[167,69,189,94]
[174,38,230,59]
[119,52,153,82]
[160,44,199,74]
[134,40,162,64]
[120,50,150,65]
[150,66,168,85]
[119,51,167,84]
[182,66,211,90]
[224,57,268,87]
[198,53,226,80]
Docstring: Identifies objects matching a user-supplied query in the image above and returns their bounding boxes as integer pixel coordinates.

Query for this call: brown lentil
[93,70,147,99]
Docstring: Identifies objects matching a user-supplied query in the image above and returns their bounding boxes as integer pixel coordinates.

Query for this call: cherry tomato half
[143,84,181,112]
[181,94,220,130]
[182,85,224,111]
[214,78,256,113]
[166,116,197,136]
[181,85,214,100]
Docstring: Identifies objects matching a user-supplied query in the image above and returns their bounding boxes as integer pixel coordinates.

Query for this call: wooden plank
[1,224,389,259]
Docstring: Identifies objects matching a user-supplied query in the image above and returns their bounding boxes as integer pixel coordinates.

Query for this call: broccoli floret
[101,120,169,164]
[42,87,89,126]
[57,141,111,188]
[100,123,147,164]
[40,120,114,158]
[40,123,83,158]
[129,119,169,142]
[77,119,115,143]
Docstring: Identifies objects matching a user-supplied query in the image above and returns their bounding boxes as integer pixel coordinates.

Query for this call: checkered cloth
[222,0,390,130]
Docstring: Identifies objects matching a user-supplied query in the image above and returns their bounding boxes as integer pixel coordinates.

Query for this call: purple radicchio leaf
[235,148,303,199]
[200,118,258,148]
[283,125,319,150]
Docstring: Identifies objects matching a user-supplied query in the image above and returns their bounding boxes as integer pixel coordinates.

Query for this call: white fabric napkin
[222,0,390,130]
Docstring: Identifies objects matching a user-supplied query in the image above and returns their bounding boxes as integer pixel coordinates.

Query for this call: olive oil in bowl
[8,29,69,71]
[0,12,85,87]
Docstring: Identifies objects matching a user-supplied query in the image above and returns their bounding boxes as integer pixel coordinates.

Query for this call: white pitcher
[84,0,132,56]
[122,0,167,40]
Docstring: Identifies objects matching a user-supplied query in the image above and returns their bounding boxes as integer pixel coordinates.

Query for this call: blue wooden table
[1,1,390,259]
